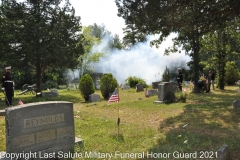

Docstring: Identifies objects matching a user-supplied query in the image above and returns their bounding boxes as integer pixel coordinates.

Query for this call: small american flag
[107,88,119,104]
[18,98,24,105]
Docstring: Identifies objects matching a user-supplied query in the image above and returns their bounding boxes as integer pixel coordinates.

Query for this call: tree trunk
[217,30,226,90]
[36,60,42,96]
[218,57,225,90]
[192,32,200,93]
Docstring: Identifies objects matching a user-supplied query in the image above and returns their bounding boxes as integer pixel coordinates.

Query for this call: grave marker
[89,94,101,102]
[136,84,144,92]
[153,82,178,103]
[5,101,75,158]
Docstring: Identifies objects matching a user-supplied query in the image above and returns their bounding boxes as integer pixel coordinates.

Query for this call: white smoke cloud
[93,34,191,84]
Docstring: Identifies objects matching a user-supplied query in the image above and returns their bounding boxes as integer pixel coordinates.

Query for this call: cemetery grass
[0,86,240,159]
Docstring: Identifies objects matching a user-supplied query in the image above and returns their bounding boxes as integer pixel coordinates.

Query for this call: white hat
[5,66,11,70]
[177,68,182,71]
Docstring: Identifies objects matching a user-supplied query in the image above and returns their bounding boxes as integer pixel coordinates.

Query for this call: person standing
[211,70,215,90]
[177,68,183,91]
[206,70,212,93]
[1,66,14,106]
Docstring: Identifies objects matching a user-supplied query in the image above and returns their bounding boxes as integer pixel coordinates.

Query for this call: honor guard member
[176,68,183,91]
[1,66,14,106]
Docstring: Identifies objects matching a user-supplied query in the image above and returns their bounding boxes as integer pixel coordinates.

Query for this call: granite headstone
[5,101,75,159]
[154,82,178,103]
[88,94,101,102]
[136,84,144,92]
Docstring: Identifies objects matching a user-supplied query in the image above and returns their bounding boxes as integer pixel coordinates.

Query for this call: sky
[69,0,191,84]
[69,0,126,38]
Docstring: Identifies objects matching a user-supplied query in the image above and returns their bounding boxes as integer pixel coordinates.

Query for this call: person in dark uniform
[176,68,183,91]
[1,66,14,106]
[211,70,215,90]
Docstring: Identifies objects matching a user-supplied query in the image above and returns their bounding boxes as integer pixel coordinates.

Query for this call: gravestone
[232,100,240,108]
[153,82,178,103]
[5,101,75,159]
[50,89,58,93]
[89,94,101,102]
[42,90,58,97]
[121,85,130,90]
[152,82,160,89]
[146,89,158,97]
[136,84,144,92]
[217,145,228,160]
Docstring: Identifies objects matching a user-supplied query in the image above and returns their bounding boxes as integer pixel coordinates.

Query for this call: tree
[109,34,123,50]
[225,61,239,85]
[79,74,95,101]
[199,19,240,89]
[115,0,240,92]
[89,23,111,39]
[76,27,104,78]
[1,0,84,93]
[100,73,118,99]
[89,23,123,50]
[162,66,170,82]
[122,24,147,49]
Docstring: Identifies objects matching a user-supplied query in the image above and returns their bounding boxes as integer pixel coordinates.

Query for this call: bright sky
[69,0,126,38]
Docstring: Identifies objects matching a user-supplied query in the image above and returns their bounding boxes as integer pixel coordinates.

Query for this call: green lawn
[0,86,240,159]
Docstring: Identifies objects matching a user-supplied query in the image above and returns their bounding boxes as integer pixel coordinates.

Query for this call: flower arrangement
[175,85,188,103]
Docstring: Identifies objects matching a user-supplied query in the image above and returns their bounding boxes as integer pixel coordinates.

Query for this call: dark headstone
[232,100,240,108]
[146,89,158,97]
[152,82,160,89]
[136,84,144,92]
[153,82,178,103]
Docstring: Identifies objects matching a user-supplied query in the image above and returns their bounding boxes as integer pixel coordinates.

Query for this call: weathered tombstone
[5,101,75,159]
[50,89,58,93]
[217,145,228,160]
[153,82,178,103]
[42,91,58,97]
[146,89,158,97]
[232,100,240,108]
[88,94,101,102]
[136,84,144,92]
[152,82,160,89]
[121,85,130,90]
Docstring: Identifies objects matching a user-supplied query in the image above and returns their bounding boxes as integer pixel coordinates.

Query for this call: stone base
[153,101,164,104]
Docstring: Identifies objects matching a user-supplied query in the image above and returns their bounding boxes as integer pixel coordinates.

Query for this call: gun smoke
[93,34,191,84]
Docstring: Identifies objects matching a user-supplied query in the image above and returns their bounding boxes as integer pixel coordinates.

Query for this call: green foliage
[225,61,239,85]
[79,74,95,101]
[99,73,118,99]
[175,91,187,103]
[1,0,84,92]
[162,66,170,82]
[125,76,147,88]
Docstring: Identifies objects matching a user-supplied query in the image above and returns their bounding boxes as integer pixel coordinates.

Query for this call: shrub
[125,76,147,88]
[79,74,95,101]
[100,73,118,99]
